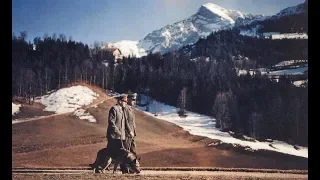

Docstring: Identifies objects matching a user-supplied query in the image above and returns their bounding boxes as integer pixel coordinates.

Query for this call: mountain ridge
[102,2,305,57]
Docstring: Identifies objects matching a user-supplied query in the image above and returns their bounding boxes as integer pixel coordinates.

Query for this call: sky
[12,0,305,46]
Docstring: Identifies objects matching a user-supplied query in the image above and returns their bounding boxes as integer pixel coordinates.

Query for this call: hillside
[238,1,307,35]
[12,85,307,170]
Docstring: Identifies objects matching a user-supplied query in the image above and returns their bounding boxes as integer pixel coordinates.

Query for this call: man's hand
[130,131,134,137]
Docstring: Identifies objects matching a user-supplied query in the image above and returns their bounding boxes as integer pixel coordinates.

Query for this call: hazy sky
[12,0,304,45]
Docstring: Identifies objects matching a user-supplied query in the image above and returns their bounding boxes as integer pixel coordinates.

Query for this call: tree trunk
[85,68,88,83]
[38,74,43,96]
[65,63,68,86]
[19,75,22,96]
[102,67,105,89]
[48,77,51,92]
[178,87,187,116]
[28,84,32,105]
[58,67,61,89]
[295,99,300,144]
[45,68,48,93]
[74,69,76,82]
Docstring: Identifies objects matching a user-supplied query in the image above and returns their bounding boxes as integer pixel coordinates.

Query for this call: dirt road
[12,170,308,180]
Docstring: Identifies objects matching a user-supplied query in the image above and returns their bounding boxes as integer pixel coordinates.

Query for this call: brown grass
[12,83,308,170]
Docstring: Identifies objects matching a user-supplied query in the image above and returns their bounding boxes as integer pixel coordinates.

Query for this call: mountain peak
[104,2,269,56]
[202,2,223,9]
[198,3,247,24]
[199,3,236,24]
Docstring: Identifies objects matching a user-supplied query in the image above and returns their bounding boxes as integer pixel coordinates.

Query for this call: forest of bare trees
[12,32,116,102]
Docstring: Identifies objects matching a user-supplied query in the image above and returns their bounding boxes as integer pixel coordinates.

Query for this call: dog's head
[127,156,141,174]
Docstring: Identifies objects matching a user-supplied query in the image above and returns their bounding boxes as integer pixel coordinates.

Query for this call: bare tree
[64,59,69,86]
[25,68,36,105]
[73,65,81,83]
[249,112,262,139]
[102,66,105,89]
[177,87,188,117]
[213,90,239,132]
[58,64,62,89]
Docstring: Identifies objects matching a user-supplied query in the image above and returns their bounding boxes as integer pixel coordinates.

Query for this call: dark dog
[113,148,141,174]
[89,148,113,173]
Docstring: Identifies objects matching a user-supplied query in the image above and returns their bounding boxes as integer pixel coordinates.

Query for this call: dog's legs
[126,165,129,174]
[92,150,103,173]
[113,159,119,174]
[120,164,128,174]
[101,157,112,173]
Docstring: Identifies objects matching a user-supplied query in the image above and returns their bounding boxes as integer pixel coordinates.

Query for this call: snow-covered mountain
[103,3,264,56]
[103,1,307,57]
[139,3,262,54]
[238,1,307,38]
[271,1,306,19]
[235,14,268,27]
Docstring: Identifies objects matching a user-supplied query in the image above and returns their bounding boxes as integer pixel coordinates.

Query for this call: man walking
[117,92,138,174]
[93,94,129,173]
[124,93,137,156]
[106,94,129,157]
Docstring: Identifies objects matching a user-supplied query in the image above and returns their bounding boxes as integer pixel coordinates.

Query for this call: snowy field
[122,94,308,158]
[34,85,99,114]
[12,103,21,115]
[267,66,308,76]
[239,31,308,40]
[272,33,308,39]
[274,60,307,67]
[238,66,308,76]
[293,80,308,87]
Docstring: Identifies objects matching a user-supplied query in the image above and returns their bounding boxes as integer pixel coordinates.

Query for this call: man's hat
[128,93,137,100]
[116,93,128,102]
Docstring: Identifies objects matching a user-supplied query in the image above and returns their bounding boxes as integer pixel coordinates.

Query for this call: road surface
[12,168,308,180]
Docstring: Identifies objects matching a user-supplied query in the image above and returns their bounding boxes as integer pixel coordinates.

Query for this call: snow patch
[268,67,308,75]
[240,28,259,37]
[275,60,298,67]
[205,23,222,30]
[263,32,281,37]
[36,85,99,114]
[202,3,235,24]
[272,33,308,39]
[198,31,212,38]
[238,66,308,77]
[135,95,308,158]
[293,80,308,87]
[12,103,21,115]
[72,109,97,123]
[139,40,154,51]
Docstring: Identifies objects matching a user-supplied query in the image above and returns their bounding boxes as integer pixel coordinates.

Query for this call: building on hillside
[105,48,123,63]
